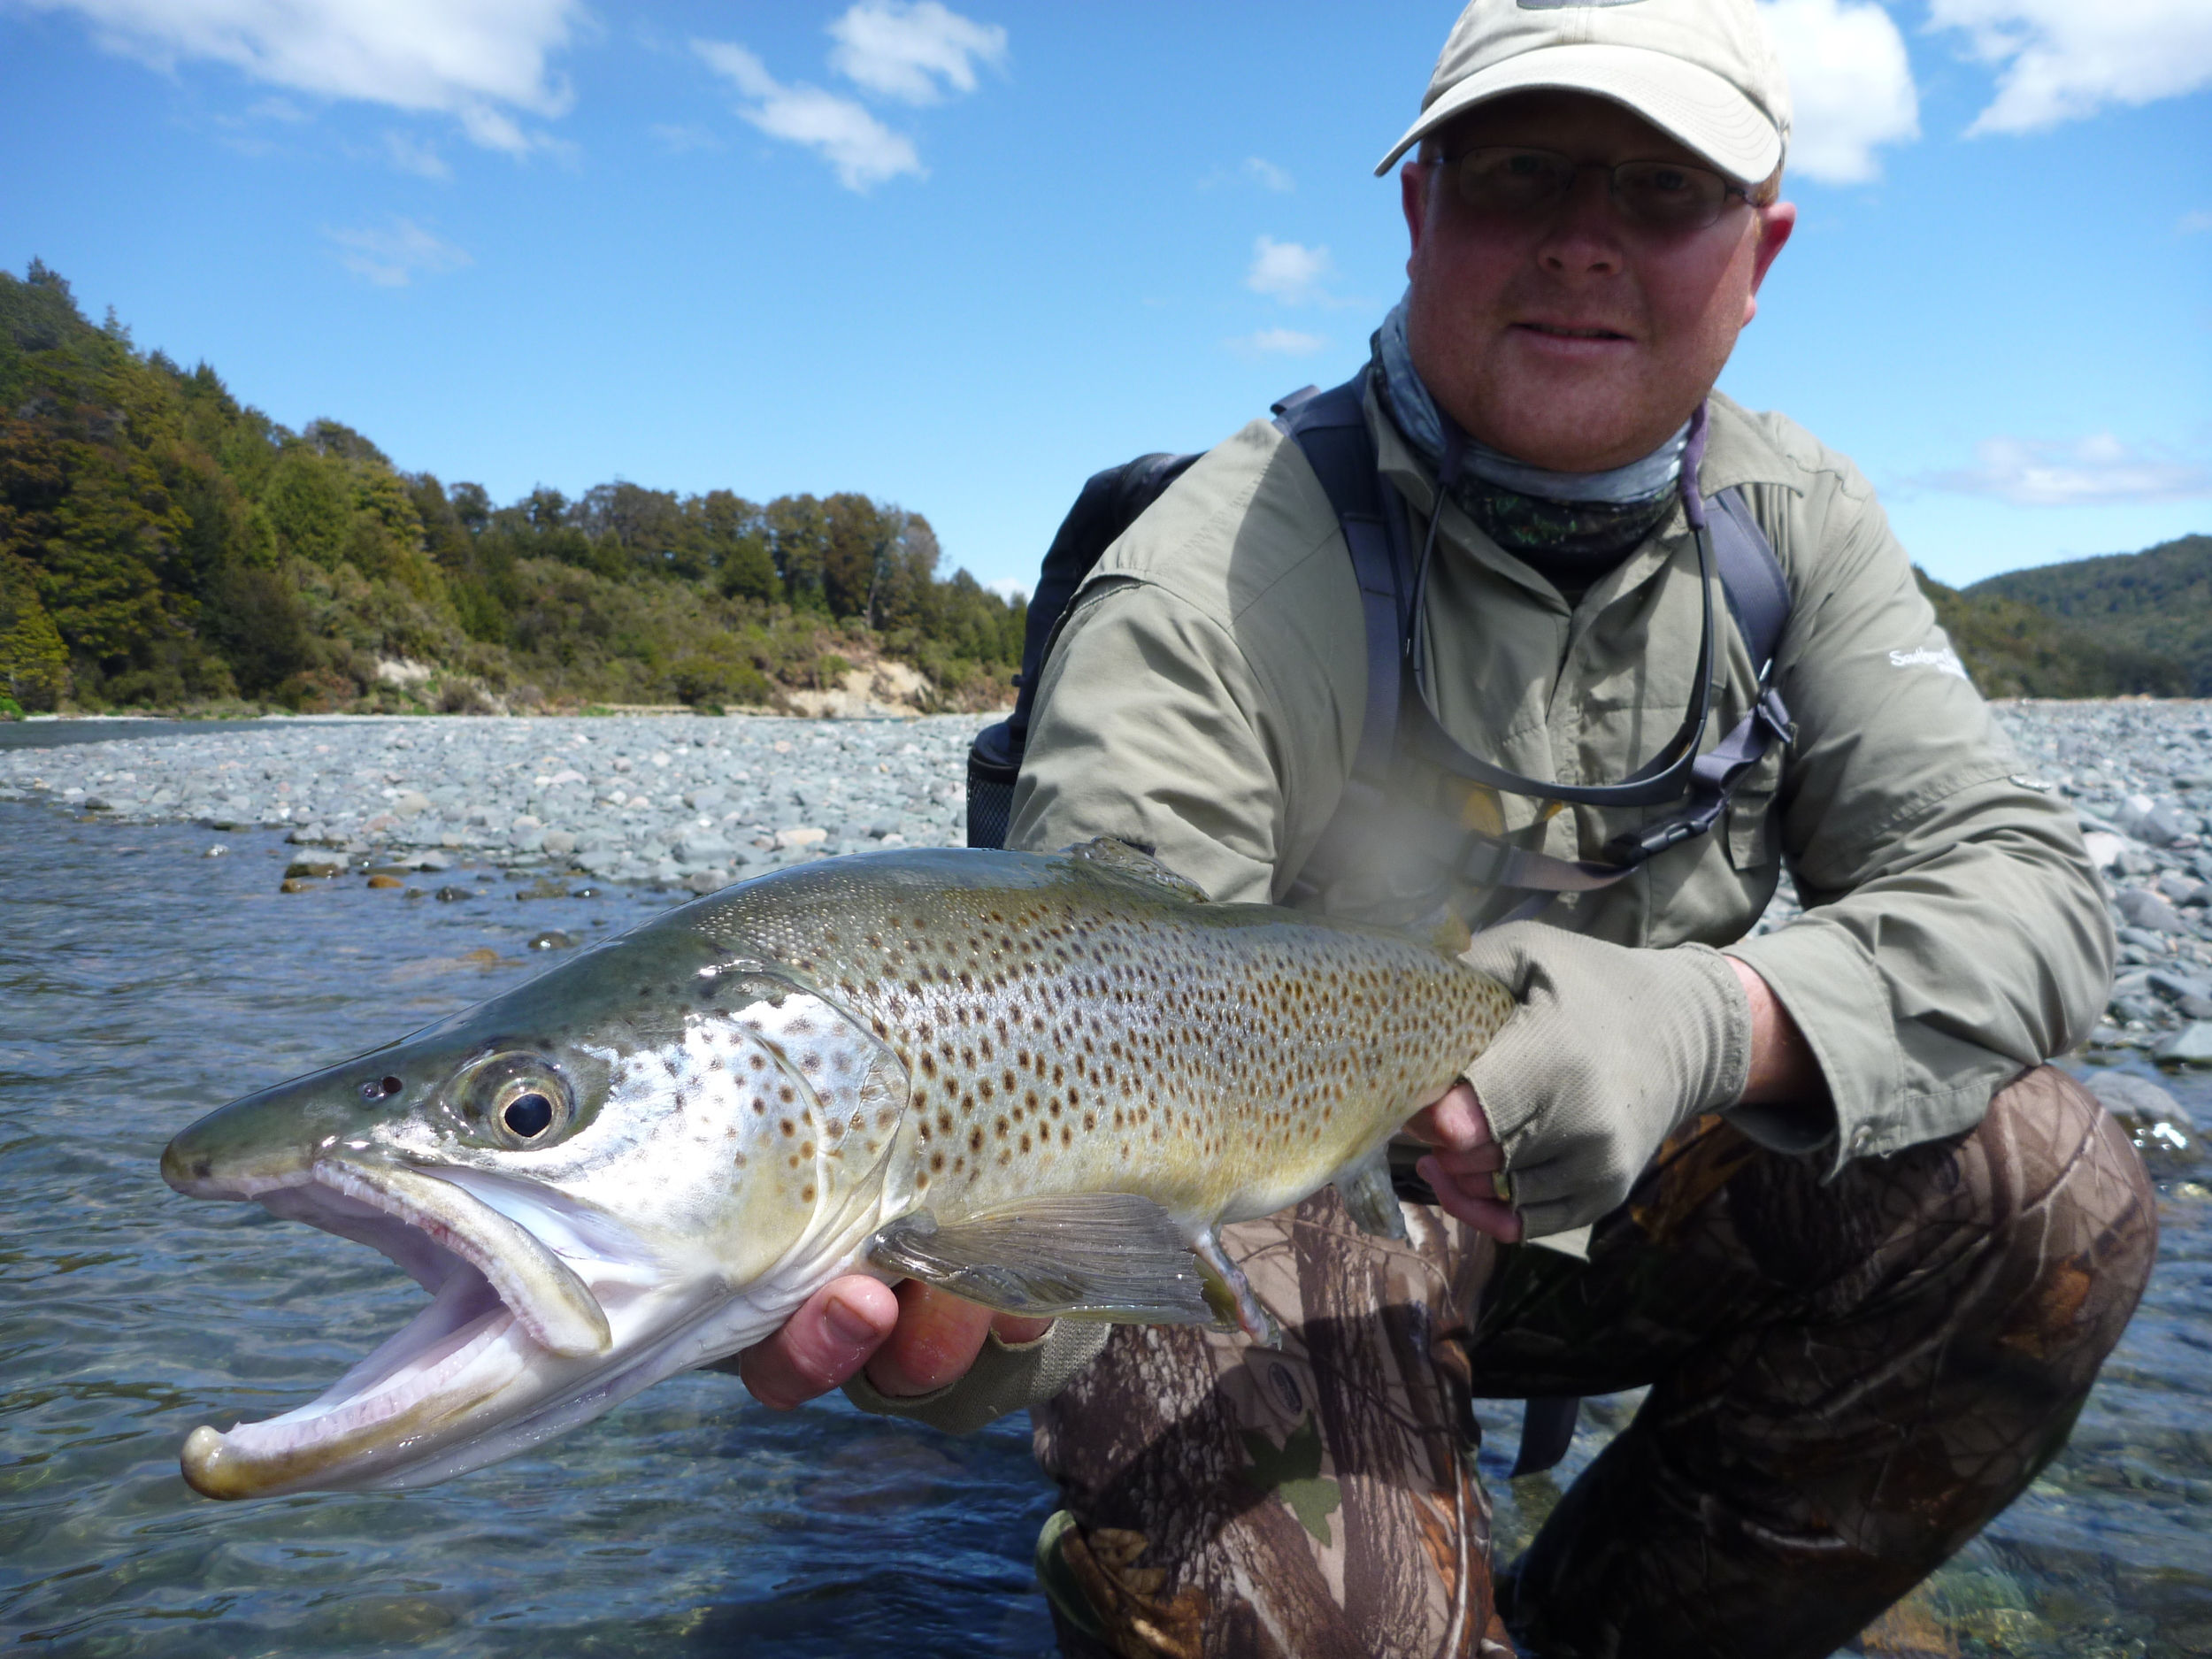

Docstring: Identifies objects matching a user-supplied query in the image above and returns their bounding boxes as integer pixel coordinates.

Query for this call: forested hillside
[0,261,1024,716]
[1916,568,2191,699]
[1966,534,2212,695]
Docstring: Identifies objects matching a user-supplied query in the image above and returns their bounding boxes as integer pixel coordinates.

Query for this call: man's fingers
[737,1276,900,1410]
[1425,1141,1504,1179]
[1417,1155,1525,1243]
[1405,1080,1495,1153]
[864,1279,1000,1398]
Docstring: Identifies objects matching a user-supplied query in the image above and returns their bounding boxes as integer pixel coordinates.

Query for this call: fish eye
[464,1056,575,1150]
[503,1091,555,1139]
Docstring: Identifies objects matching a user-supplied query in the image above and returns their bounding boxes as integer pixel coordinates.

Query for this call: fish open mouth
[180,1161,624,1500]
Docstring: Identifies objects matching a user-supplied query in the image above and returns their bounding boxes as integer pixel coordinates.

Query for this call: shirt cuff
[840,1320,1112,1436]
[1724,918,1892,1173]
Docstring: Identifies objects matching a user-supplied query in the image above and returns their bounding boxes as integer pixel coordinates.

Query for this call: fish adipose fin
[1335,1148,1410,1243]
[1062,838,1211,903]
[867,1193,1214,1325]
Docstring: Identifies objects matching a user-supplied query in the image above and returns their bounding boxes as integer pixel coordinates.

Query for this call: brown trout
[161,839,1513,1499]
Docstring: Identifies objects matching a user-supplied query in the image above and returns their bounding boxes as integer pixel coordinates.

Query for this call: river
[1,801,2206,1656]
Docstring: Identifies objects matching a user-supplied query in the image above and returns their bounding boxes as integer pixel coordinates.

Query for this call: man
[738,2,2157,1654]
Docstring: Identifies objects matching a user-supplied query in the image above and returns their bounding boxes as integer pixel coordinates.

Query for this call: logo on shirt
[1889,646,1969,680]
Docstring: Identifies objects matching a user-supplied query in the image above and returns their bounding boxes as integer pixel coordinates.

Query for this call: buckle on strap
[1755,685,1792,742]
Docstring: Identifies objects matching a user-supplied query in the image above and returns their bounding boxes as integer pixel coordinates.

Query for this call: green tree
[0,551,70,709]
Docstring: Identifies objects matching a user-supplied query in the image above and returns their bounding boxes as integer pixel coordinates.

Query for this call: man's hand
[1448,925,1759,1237]
[736,1276,1052,1409]
[1405,1082,1525,1243]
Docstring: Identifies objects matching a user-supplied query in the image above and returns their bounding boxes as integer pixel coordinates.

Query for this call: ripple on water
[2,801,2207,1655]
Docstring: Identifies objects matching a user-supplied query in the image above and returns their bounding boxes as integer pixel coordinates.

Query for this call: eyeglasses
[1439,146,1749,234]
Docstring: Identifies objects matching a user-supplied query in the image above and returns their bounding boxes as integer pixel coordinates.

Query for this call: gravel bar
[8,699,2212,1070]
[0,711,992,894]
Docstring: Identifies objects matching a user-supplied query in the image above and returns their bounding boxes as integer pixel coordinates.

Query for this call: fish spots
[801,1184,816,1203]
[780,1119,795,1137]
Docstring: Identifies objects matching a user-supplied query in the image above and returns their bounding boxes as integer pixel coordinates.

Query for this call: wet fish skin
[162,840,1512,1498]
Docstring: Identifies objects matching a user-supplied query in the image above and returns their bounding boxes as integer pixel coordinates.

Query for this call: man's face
[1401,90,1794,472]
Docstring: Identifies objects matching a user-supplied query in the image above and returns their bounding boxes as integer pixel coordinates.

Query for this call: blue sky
[2,0,2207,594]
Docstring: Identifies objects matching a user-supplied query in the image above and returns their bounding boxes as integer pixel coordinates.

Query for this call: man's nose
[1535,168,1625,275]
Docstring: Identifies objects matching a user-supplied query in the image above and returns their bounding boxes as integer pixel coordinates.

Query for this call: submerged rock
[2087,1071,2202,1168]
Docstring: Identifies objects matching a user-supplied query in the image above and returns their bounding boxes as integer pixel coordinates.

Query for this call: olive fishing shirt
[1004,384,2113,1170]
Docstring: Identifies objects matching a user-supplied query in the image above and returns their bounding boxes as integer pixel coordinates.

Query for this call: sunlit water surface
[2,802,2206,1656]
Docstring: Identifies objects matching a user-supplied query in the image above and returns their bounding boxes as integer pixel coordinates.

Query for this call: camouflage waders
[1032,1066,2158,1658]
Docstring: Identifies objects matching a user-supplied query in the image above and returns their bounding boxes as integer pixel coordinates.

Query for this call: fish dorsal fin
[866,1193,1214,1325]
[1063,837,1210,903]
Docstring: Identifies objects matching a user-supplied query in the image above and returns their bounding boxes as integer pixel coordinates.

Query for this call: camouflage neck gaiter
[1373,300,1687,590]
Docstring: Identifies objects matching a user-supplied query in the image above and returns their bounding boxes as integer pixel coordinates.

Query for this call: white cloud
[694,39,920,191]
[650,122,721,155]
[1247,236,1333,305]
[1228,327,1327,357]
[1925,434,2212,506]
[2179,209,2212,235]
[25,0,582,154]
[326,219,471,287]
[1926,0,2212,134]
[826,1,1005,105]
[383,129,448,178]
[984,577,1029,604]
[1758,0,1919,183]
[1199,156,1295,192]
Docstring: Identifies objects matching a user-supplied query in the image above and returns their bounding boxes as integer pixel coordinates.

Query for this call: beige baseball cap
[1375,0,1792,187]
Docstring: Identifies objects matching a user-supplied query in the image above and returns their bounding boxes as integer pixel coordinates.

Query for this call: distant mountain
[1964,534,2212,695]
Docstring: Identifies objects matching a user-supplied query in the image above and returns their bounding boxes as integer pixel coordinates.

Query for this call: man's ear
[1401,160,1432,276]
[1744,200,1796,326]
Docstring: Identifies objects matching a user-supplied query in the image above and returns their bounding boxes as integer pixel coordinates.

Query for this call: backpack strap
[1278,376,1794,913]
[1271,378,1412,869]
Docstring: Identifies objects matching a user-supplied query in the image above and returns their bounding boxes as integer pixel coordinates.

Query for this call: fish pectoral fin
[865,1194,1214,1325]
[1334,1147,1410,1243]
[1061,838,1210,903]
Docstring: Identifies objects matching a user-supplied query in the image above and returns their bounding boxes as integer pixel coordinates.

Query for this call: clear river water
[2,801,2207,1657]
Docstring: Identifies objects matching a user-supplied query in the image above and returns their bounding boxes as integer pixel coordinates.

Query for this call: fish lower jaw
[181,1279,526,1500]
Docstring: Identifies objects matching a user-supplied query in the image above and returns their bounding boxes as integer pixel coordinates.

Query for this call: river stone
[674,831,733,864]
[394,791,432,818]
[2110,993,2165,1027]
[542,830,577,856]
[2153,1022,2212,1064]
[2149,969,2212,1003]
[2116,888,2187,933]
[774,825,827,850]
